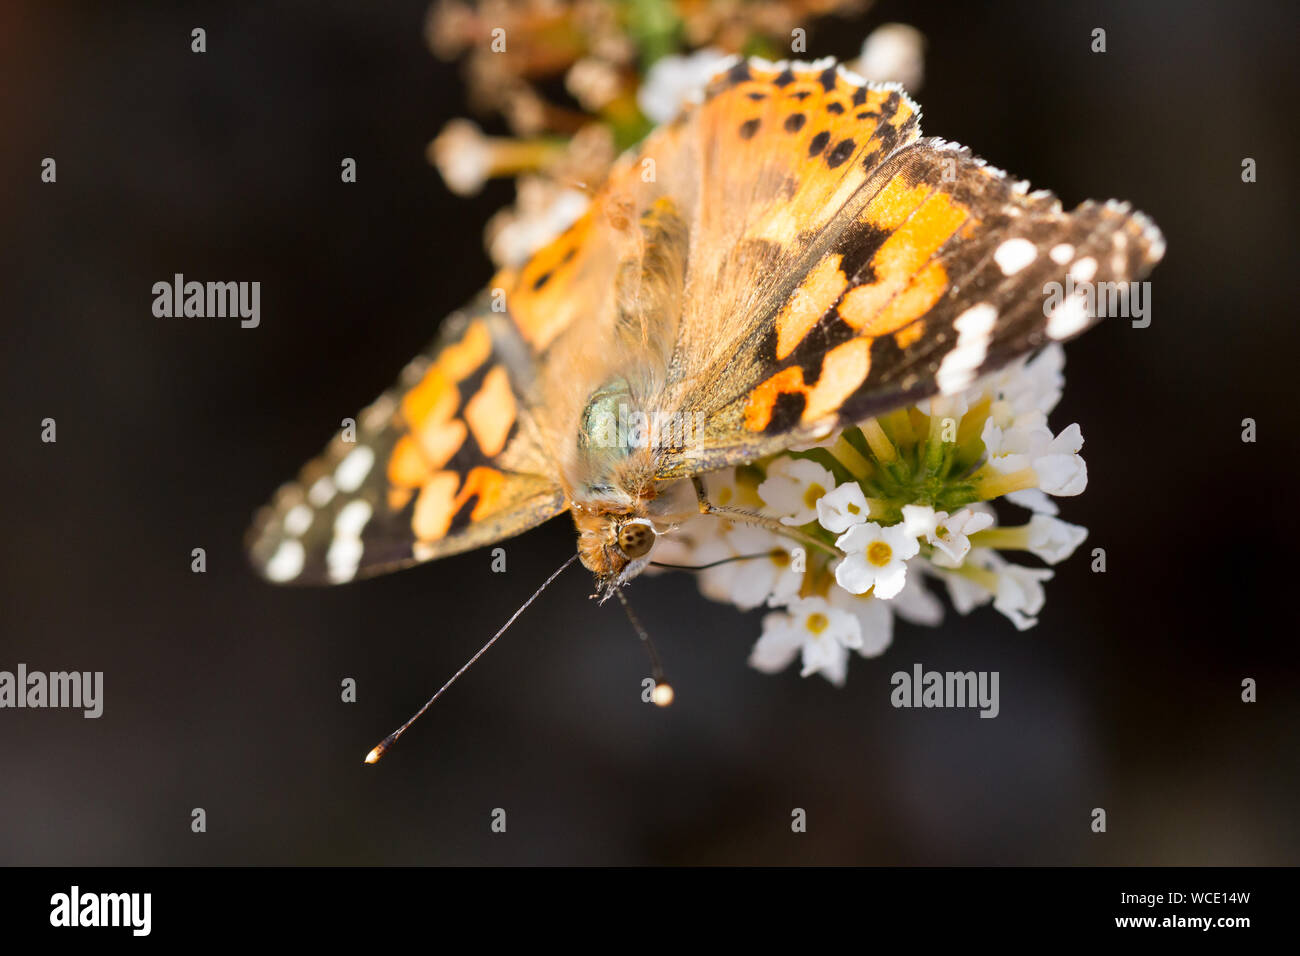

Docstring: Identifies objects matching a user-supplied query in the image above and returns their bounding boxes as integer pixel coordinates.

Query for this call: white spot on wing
[334,445,375,493]
[265,540,305,582]
[335,499,373,538]
[937,303,997,393]
[283,504,313,537]
[326,499,374,582]
[307,476,336,508]
[994,237,1037,276]
[1068,256,1097,282]
[326,537,363,583]
[1046,294,1091,339]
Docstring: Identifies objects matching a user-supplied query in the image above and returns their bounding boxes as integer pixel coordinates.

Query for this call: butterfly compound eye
[617,519,656,560]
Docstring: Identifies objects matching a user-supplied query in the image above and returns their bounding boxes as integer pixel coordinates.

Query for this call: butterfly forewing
[247,298,565,585]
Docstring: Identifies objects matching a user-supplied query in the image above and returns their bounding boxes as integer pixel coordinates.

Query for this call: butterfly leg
[690,477,840,557]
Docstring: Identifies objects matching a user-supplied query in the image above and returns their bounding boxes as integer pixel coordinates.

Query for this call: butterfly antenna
[649,552,777,572]
[364,553,579,764]
[614,588,673,707]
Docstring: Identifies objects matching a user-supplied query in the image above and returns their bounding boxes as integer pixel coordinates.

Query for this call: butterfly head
[573,509,658,602]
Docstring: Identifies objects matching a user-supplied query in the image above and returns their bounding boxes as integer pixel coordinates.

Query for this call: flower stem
[973,466,1038,500]
[827,434,874,481]
[860,418,898,464]
[970,525,1031,550]
[951,562,999,593]
[884,409,916,447]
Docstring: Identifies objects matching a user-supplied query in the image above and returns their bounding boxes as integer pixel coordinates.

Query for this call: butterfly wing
[477,60,931,491]
[251,55,1167,583]
[613,58,1165,476]
[247,296,566,584]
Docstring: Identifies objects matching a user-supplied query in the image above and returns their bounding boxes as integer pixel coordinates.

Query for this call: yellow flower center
[847,502,861,515]
[769,548,790,568]
[803,482,826,510]
[805,612,829,634]
[866,541,893,567]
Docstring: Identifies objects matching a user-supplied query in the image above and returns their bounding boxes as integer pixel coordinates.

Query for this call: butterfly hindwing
[247,297,566,585]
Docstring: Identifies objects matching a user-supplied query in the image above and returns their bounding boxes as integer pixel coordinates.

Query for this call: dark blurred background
[1,0,1297,865]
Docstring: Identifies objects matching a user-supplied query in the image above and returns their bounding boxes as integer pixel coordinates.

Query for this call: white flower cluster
[652,345,1090,685]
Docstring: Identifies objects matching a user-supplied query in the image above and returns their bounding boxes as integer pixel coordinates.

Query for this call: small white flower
[752,597,862,685]
[637,48,733,124]
[981,411,1050,469]
[1005,488,1060,516]
[898,505,992,568]
[927,508,995,568]
[993,563,1054,631]
[701,467,761,511]
[565,57,622,112]
[891,566,946,625]
[852,24,926,92]
[758,457,835,526]
[941,568,995,615]
[900,504,941,539]
[1032,423,1087,496]
[485,177,590,267]
[834,521,920,599]
[644,516,713,570]
[429,118,493,196]
[816,481,870,534]
[919,392,971,421]
[1006,344,1066,417]
[683,532,738,604]
[983,416,1087,497]
[974,345,1066,426]
[659,522,800,611]
[717,525,803,610]
[1025,515,1088,564]
[828,588,894,658]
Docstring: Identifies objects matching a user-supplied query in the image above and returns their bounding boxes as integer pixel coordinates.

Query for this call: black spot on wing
[808,131,830,156]
[775,68,796,87]
[765,391,806,434]
[835,219,891,284]
[818,66,837,91]
[875,122,900,156]
[532,270,553,291]
[827,139,855,168]
[783,309,856,386]
[456,361,490,406]
[448,492,479,534]
[841,334,916,420]
[726,60,752,85]
[827,102,844,115]
[740,118,761,139]
[852,86,867,107]
[784,113,806,133]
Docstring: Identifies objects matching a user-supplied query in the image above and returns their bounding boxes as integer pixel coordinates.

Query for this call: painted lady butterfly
[248,57,1163,613]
